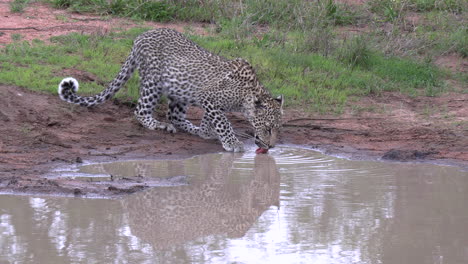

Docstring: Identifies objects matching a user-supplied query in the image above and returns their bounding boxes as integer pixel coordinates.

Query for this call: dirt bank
[0,84,467,197]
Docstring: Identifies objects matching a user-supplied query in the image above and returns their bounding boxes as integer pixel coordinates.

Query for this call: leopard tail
[58,51,136,107]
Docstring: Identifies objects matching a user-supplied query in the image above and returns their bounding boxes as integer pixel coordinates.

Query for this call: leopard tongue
[255,148,268,154]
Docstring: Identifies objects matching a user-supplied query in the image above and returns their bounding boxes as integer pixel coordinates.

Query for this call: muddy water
[1,147,468,264]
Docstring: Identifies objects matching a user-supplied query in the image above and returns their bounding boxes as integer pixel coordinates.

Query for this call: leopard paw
[222,140,244,152]
[163,123,177,133]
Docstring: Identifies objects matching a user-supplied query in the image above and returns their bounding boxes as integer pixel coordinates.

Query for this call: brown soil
[435,54,468,74]
[1,1,467,197]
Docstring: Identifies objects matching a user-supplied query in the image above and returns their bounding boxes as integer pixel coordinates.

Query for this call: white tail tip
[58,77,79,95]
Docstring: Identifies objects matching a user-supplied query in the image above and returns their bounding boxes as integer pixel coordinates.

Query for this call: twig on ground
[0,27,40,31]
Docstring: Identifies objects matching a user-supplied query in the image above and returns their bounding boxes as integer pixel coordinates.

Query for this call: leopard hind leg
[198,112,218,139]
[167,99,219,139]
[166,98,198,135]
[134,78,176,133]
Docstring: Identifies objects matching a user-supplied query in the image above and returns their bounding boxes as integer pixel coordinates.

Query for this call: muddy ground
[0,84,467,197]
[0,1,467,197]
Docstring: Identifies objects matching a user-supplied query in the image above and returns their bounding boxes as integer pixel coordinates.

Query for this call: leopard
[58,28,283,152]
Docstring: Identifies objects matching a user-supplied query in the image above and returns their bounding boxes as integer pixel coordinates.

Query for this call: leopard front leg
[204,108,244,152]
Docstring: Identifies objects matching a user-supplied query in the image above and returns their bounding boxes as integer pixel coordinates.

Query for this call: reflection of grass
[0,27,447,114]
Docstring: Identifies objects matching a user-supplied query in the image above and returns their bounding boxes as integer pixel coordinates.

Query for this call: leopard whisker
[258,141,269,148]
[235,131,254,140]
[235,131,269,148]
[255,137,269,148]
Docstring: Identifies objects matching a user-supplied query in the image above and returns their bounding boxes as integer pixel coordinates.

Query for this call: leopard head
[251,94,284,150]
[229,58,284,149]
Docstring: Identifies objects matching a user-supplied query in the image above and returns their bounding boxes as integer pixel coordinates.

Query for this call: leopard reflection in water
[120,153,280,250]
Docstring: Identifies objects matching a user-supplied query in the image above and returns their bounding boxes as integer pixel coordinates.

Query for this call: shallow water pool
[1,147,467,263]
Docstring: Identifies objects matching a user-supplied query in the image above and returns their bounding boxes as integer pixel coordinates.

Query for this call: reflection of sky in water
[214,149,393,264]
[1,147,468,264]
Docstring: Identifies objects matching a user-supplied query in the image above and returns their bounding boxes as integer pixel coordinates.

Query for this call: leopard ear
[275,95,284,108]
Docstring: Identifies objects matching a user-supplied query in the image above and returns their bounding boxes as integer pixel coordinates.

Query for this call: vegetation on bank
[2,0,467,113]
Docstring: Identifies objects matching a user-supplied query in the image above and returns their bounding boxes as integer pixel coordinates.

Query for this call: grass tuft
[337,36,373,69]
[49,0,176,21]
[450,27,468,57]
[10,0,31,12]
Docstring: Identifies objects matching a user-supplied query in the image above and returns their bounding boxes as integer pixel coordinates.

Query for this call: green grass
[11,34,23,42]
[369,0,466,15]
[46,0,361,26]
[10,0,31,12]
[364,0,466,60]
[0,30,144,100]
[0,27,447,113]
[47,0,176,21]
[407,0,467,12]
[46,0,221,22]
[337,36,373,69]
[41,0,466,59]
[450,27,468,57]
[3,0,464,112]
